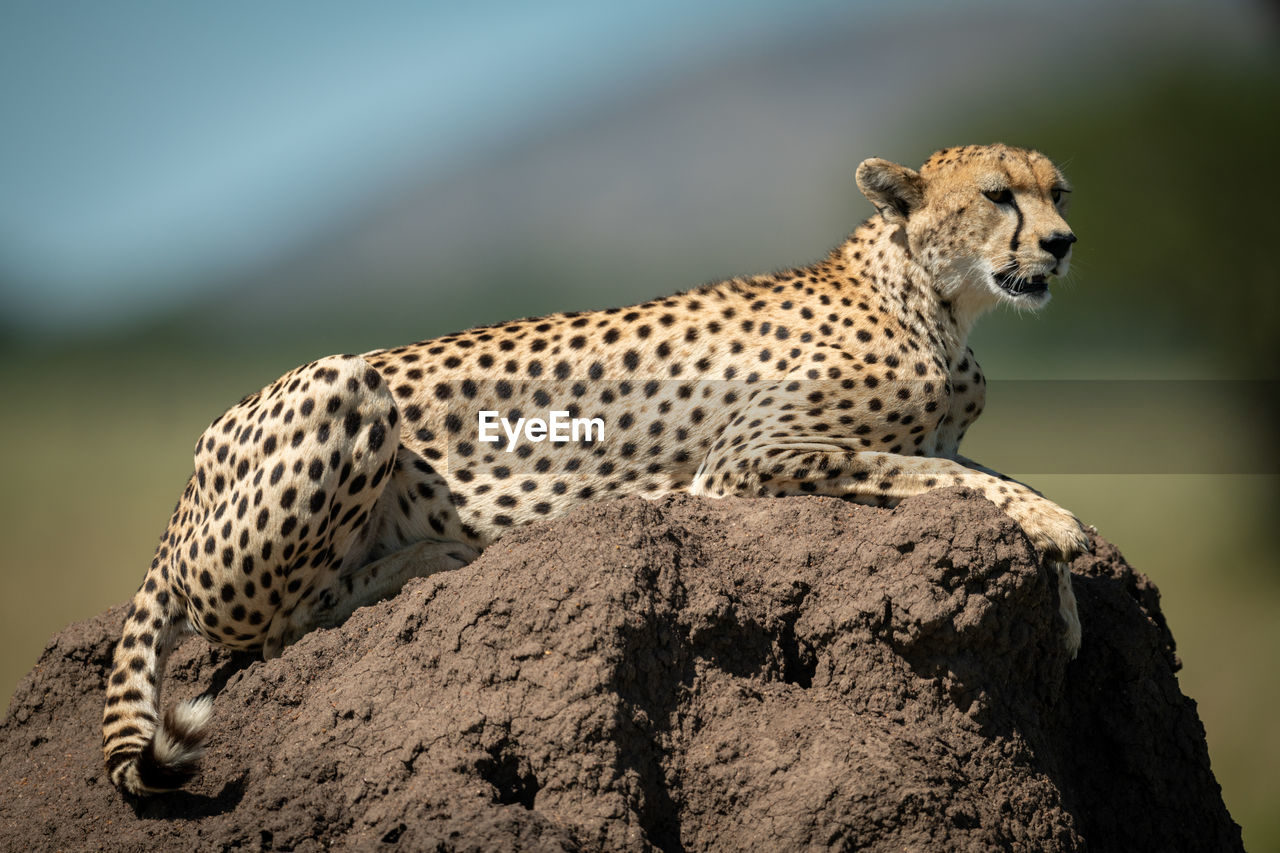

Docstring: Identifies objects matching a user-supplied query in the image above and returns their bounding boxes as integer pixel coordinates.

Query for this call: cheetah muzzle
[103,142,1090,798]
[994,269,1049,297]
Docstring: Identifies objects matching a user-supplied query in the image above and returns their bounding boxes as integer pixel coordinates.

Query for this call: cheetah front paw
[1009,497,1090,562]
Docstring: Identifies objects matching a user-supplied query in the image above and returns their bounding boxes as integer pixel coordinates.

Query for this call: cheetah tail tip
[113,696,214,796]
[149,696,214,780]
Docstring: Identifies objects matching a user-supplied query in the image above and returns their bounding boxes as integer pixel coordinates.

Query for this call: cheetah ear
[856,158,924,223]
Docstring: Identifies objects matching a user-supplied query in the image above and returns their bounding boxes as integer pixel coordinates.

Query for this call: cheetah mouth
[994,271,1049,297]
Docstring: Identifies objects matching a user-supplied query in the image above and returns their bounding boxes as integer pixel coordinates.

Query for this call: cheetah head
[856,143,1075,311]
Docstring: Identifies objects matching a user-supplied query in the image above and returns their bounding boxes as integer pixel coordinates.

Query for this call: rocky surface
[0,490,1242,851]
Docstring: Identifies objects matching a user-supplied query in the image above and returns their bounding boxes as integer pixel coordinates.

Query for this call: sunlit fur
[103,143,1087,800]
[859,143,1075,329]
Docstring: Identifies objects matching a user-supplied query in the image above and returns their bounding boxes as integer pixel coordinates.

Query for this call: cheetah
[103,143,1088,796]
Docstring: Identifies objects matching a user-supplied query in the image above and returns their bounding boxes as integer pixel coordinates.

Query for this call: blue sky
[0,0,865,324]
[0,0,1266,332]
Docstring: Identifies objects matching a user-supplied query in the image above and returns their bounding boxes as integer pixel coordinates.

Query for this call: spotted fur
[104,143,1087,796]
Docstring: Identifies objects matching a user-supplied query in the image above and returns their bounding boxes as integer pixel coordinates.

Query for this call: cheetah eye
[983,188,1013,205]
[1050,187,1069,204]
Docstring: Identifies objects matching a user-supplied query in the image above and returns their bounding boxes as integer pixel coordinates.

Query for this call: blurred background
[1,0,1276,844]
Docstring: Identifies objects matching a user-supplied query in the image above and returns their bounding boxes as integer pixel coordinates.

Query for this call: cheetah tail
[102,584,210,796]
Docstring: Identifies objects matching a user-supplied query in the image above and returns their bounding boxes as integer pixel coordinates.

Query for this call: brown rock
[0,490,1242,851]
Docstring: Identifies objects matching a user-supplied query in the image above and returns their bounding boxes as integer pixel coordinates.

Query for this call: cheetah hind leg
[270,539,481,652]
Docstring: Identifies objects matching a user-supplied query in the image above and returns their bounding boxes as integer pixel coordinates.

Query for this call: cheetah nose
[1040,232,1077,261]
